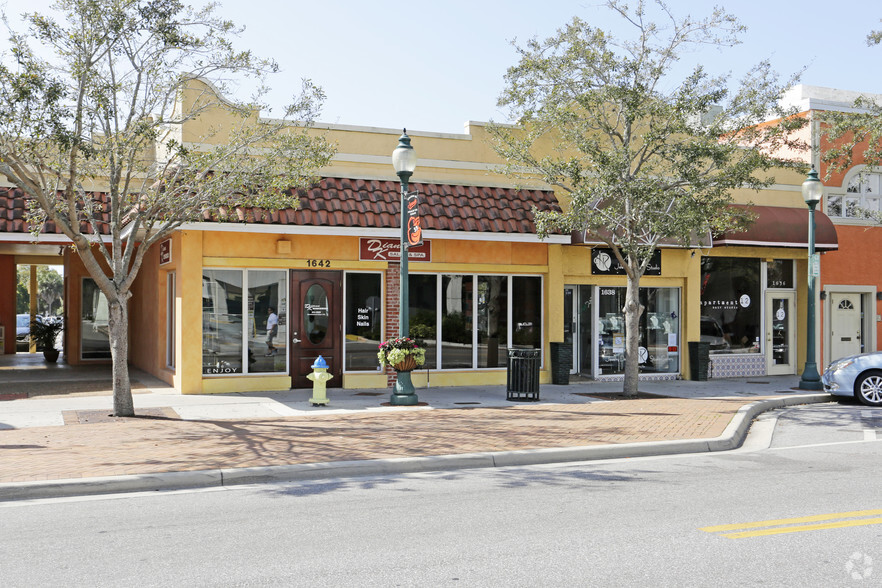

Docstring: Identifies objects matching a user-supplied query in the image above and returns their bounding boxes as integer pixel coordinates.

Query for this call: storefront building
[3,81,866,392]
[790,85,882,366]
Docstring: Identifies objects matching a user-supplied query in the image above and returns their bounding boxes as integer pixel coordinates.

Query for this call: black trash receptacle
[507,347,541,401]
[550,342,573,385]
[688,341,710,381]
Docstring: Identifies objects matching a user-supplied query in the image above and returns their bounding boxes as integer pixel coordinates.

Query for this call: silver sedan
[822,352,882,406]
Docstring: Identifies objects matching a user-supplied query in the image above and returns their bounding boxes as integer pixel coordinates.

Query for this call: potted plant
[31,317,63,362]
[377,336,426,372]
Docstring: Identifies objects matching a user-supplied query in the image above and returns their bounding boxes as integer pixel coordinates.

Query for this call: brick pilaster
[384,264,400,388]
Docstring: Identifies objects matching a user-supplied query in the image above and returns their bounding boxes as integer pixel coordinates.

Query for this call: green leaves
[489,0,806,392]
[490,0,806,262]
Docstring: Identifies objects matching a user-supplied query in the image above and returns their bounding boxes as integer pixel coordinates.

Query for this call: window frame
[201,268,289,377]
[827,167,882,220]
[166,272,175,370]
[343,270,384,373]
[412,272,544,371]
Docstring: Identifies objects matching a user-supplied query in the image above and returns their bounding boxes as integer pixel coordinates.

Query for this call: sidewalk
[0,369,832,500]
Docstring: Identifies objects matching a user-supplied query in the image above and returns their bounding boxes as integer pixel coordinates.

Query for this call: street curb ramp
[0,394,832,501]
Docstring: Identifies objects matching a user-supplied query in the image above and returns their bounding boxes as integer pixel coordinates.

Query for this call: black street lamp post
[390,130,419,405]
[799,167,823,390]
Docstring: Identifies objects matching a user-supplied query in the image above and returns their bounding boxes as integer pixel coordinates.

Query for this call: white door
[766,292,796,375]
[830,292,862,361]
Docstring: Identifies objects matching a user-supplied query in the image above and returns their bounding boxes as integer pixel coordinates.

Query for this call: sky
[1,0,881,133]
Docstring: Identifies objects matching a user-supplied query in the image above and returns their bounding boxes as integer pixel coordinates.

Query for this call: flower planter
[393,355,419,372]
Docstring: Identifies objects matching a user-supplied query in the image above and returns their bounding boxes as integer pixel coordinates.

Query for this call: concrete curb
[0,394,832,501]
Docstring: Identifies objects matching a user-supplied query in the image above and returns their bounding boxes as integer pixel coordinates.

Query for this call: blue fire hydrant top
[311,355,329,369]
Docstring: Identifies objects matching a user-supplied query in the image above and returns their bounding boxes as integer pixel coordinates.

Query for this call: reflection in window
[304,284,329,344]
[345,273,382,371]
[248,270,286,373]
[830,172,882,218]
[409,274,437,369]
[202,270,243,374]
[478,276,507,368]
[441,275,473,369]
[81,278,111,359]
[766,259,794,289]
[166,273,175,369]
[771,297,790,366]
[512,277,541,349]
[596,287,680,375]
[700,257,761,354]
[400,273,543,371]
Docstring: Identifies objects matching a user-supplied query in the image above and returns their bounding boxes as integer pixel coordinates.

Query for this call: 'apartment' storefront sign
[359,238,431,262]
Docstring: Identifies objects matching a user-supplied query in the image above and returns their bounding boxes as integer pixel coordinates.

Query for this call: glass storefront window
[203,270,243,374]
[408,274,542,370]
[345,273,382,371]
[81,278,111,360]
[596,287,680,376]
[248,270,286,373]
[441,275,473,369]
[767,260,794,289]
[700,257,761,354]
[478,276,508,368]
[512,277,541,349]
[409,274,438,369]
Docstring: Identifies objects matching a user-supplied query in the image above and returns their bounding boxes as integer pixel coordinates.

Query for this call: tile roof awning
[713,205,838,251]
[279,178,562,235]
[0,178,564,241]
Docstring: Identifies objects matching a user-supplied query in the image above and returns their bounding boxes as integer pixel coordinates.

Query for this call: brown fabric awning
[713,205,838,251]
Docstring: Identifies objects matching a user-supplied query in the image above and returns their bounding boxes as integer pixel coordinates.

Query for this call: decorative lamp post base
[390,370,419,405]
[798,376,824,390]
[798,360,823,390]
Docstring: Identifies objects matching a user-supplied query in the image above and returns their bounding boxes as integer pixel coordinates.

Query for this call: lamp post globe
[799,166,823,390]
[391,130,419,406]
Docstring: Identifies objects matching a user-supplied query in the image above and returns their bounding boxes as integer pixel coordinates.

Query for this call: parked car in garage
[822,351,882,406]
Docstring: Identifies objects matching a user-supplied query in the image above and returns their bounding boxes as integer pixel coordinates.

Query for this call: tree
[0,0,335,416]
[17,265,64,315]
[37,266,63,315]
[821,23,882,223]
[15,265,28,314]
[489,0,806,395]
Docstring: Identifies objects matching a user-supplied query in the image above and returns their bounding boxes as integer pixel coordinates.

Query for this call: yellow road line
[723,517,882,539]
[701,509,882,539]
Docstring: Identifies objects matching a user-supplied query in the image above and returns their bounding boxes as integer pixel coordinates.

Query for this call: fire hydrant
[307,355,333,406]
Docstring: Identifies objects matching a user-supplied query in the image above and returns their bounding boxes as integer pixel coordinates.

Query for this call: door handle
[292,337,301,344]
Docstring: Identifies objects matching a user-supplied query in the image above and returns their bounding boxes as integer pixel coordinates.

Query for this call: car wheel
[855,371,882,407]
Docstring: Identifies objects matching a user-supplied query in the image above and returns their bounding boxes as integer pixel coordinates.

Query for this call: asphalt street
[1,403,879,587]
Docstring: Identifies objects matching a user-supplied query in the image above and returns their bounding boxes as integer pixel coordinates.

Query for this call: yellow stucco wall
[131,80,820,394]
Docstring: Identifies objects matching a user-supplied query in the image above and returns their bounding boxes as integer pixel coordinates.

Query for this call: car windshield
[17,315,29,327]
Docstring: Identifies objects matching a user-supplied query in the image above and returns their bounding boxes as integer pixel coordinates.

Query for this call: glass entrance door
[564,285,593,377]
[766,292,796,375]
[564,287,576,375]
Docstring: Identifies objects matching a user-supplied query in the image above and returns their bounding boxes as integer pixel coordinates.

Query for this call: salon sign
[359,238,431,262]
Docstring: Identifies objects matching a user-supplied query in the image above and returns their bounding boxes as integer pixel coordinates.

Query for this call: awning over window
[713,205,838,251]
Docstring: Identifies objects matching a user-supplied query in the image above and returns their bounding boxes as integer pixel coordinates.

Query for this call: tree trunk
[108,298,134,417]
[622,270,643,397]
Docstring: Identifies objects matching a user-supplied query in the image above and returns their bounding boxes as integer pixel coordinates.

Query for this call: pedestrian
[265,306,279,356]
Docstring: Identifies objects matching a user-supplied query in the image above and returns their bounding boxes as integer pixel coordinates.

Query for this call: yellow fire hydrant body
[307,356,333,406]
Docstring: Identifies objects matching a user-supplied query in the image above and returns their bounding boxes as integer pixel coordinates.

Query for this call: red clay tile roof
[0,188,113,235]
[1,178,561,236]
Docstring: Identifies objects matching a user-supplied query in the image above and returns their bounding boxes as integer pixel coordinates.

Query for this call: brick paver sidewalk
[0,398,754,483]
